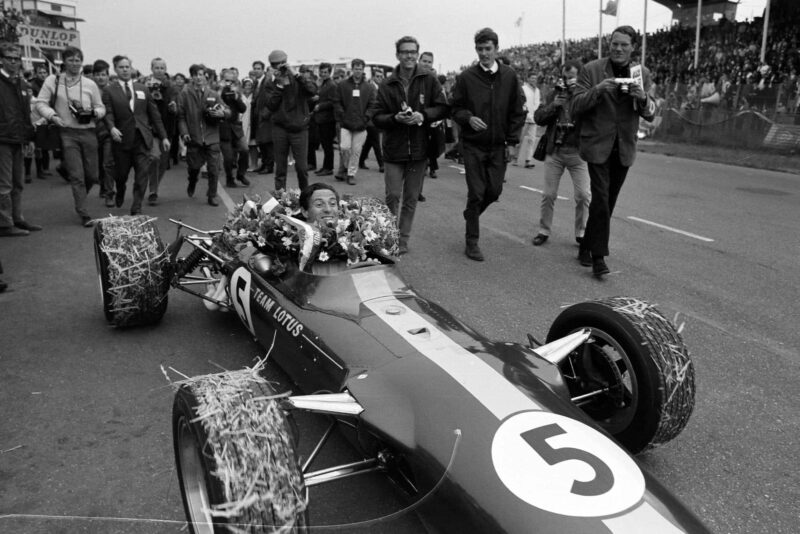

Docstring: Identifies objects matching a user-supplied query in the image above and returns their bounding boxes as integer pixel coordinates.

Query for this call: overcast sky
[75,0,768,76]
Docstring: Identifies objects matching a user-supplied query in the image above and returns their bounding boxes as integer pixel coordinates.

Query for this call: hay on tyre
[547,296,696,454]
[172,368,308,533]
[94,215,169,327]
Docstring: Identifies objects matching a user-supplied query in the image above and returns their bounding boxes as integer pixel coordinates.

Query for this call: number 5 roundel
[491,411,645,517]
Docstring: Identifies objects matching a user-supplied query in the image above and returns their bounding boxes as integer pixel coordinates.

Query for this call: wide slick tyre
[93,215,169,327]
[172,375,308,533]
[547,296,695,454]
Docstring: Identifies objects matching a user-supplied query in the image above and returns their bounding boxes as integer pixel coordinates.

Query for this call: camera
[614,78,635,94]
[554,76,576,94]
[203,100,223,125]
[553,121,575,146]
[69,100,94,124]
[145,78,163,101]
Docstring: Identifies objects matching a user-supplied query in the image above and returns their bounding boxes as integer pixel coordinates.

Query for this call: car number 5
[491,411,645,517]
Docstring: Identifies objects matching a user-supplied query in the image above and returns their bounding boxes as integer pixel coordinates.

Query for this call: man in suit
[250,60,274,174]
[218,69,250,188]
[570,25,655,277]
[103,55,169,215]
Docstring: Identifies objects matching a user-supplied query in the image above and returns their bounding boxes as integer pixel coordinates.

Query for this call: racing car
[93,198,707,533]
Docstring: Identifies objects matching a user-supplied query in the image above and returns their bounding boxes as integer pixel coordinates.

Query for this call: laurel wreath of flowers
[216,189,399,267]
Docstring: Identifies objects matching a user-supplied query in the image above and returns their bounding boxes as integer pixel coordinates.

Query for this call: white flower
[281,236,293,247]
[318,251,330,262]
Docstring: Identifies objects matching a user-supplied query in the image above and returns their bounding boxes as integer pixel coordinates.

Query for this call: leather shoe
[237,175,250,186]
[429,171,437,179]
[418,194,426,202]
[315,169,333,176]
[147,193,158,206]
[0,226,29,237]
[105,196,116,208]
[257,167,273,175]
[359,163,369,170]
[592,257,610,277]
[334,174,345,181]
[532,234,548,246]
[207,196,219,207]
[379,166,384,173]
[578,249,592,266]
[346,175,355,185]
[226,179,238,188]
[14,220,42,232]
[465,244,484,261]
[115,189,125,208]
[187,181,196,197]
[81,216,95,228]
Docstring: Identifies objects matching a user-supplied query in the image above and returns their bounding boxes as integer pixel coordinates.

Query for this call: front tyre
[547,297,695,454]
[94,215,169,327]
[172,375,308,533]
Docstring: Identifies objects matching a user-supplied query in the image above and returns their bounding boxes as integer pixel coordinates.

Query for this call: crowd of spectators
[0,3,27,43]
[498,7,800,117]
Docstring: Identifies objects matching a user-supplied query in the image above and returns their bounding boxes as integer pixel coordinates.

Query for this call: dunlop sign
[17,24,80,50]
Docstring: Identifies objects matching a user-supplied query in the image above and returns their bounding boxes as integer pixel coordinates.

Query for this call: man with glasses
[371,36,448,256]
[570,25,655,277]
[34,45,106,227]
[265,49,317,191]
[0,42,40,236]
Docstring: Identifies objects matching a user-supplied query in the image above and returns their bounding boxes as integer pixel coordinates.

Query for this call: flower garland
[216,189,399,271]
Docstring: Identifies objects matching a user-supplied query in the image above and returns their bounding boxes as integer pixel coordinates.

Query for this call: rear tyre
[547,297,695,454]
[172,376,308,533]
[93,216,169,327]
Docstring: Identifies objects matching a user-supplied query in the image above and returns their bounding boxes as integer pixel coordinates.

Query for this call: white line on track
[448,165,466,174]
[519,185,569,201]
[219,183,235,212]
[627,216,714,242]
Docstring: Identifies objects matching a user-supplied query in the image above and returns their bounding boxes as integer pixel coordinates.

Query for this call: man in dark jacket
[570,25,655,277]
[371,36,448,255]
[266,49,318,191]
[452,28,526,261]
[333,58,375,185]
[251,60,274,174]
[218,69,250,188]
[0,42,40,236]
[313,63,336,176]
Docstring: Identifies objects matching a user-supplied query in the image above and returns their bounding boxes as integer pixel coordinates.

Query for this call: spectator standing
[34,45,105,227]
[178,63,229,206]
[91,59,116,207]
[239,78,259,170]
[102,55,169,215]
[371,36,448,256]
[218,70,250,188]
[358,68,384,172]
[531,60,590,248]
[266,49,317,191]
[451,28,526,261]
[143,57,178,205]
[570,25,655,277]
[30,64,52,179]
[251,60,274,174]
[313,62,336,176]
[0,42,40,236]
[515,71,540,168]
[333,58,375,185]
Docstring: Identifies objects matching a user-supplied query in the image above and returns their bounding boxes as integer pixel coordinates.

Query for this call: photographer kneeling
[530,60,590,251]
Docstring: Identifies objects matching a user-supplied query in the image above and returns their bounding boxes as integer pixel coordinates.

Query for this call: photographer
[570,26,655,277]
[218,69,250,188]
[265,49,317,191]
[177,63,230,206]
[142,57,178,205]
[531,60,590,250]
[34,45,105,227]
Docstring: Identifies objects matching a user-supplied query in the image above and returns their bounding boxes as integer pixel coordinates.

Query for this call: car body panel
[221,249,709,533]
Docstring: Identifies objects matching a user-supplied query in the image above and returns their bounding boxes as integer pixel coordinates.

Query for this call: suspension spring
[175,247,206,278]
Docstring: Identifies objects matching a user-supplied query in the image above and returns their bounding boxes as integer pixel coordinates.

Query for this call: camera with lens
[553,121,575,146]
[145,78,163,101]
[203,98,224,125]
[554,76,576,95]
[69,99,94,124]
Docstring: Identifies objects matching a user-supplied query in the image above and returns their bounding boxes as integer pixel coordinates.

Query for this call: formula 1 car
[93,208,706,533]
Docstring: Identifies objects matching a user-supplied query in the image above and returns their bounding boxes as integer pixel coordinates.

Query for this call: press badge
[135,90,145,99]
[352,89,360,97]
[419,92,425,105]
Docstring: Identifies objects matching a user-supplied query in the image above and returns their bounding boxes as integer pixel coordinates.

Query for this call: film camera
[554,76,576,94]
[68,99,95,124]
[145,78,163,100]
[554,120,576,146]
[203,98,224,125]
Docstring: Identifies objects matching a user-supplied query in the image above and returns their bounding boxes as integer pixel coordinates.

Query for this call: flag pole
[642,0,648,67]
[760,0,771,64]
[694,0,702,69]
[598,0,603,59]
[562,0,566,65]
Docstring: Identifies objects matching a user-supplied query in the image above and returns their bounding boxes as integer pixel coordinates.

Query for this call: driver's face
[303,190,339,227]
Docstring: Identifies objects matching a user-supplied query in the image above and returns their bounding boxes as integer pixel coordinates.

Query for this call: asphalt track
[1,147,798,533]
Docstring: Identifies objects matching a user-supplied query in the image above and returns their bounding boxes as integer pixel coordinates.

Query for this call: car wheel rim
[177,416,215,534]
[561,327,638,435]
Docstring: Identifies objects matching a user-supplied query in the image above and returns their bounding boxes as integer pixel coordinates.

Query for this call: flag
[515,14,524,28]
[602,0,617,16]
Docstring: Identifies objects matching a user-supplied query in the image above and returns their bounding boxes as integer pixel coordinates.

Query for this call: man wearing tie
[102,55,169,215]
